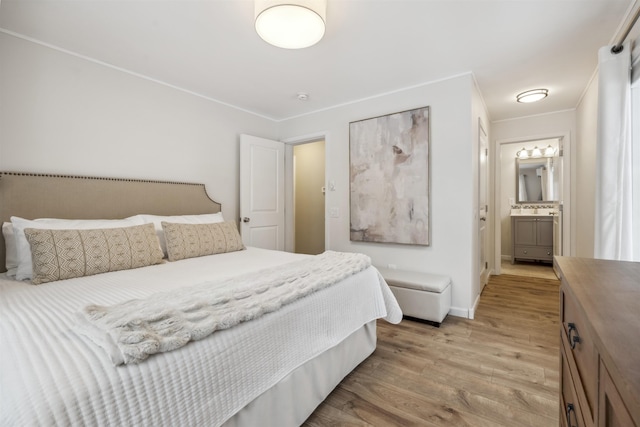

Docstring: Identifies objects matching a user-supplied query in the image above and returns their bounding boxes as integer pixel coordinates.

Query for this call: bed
[0,172,402,426]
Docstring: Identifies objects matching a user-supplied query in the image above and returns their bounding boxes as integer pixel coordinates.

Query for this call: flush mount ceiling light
[255,0,327,49]
[516,89,549,103]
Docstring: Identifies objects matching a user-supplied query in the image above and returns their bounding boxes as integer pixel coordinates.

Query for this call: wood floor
[303,274,561,426]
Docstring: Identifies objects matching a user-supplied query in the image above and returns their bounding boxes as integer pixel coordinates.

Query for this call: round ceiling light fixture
[516,88,549,103]
[255,0,327,49]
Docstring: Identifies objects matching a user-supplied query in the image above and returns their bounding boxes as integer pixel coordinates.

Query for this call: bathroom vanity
[511,211,554,264]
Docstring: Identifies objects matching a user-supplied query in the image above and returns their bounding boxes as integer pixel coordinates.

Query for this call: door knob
[242,217,251,223]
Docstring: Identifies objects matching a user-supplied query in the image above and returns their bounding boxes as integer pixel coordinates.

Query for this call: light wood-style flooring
[304,274,560,426]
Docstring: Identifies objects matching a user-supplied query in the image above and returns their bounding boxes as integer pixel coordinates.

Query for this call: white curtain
[632,36,640,261]
[595,42,633,260]
[539,167,548,201]
[518,174,528,202]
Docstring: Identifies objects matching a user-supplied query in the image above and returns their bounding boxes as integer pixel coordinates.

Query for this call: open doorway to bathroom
[498,137,562,280]
[293,140,326,255]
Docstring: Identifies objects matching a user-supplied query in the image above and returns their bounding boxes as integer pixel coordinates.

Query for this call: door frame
[478,119,490,289]
[493,130,572,274]
[282,131,330,253]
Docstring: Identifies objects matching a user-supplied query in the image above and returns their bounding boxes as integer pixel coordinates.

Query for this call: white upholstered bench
[377,267,452,327]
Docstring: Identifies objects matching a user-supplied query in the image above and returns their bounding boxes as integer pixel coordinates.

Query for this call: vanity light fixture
[255,0,327,49]
[531,146,542,158]
[544,144,556,157]
[516,148,529,159]
[516,89,549,103]
[516,145,557,159]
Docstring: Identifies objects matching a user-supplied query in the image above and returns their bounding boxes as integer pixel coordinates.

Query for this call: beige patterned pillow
[24,223,163,285]
[162,221,245,262]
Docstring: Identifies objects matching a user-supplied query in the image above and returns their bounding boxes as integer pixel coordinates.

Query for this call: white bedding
[0,247,401,426]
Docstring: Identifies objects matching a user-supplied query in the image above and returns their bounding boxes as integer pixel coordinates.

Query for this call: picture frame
[349,106,430,246]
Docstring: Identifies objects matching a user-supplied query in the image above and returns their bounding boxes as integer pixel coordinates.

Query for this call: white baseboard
[468,293,481,320]
[448,306,469,319]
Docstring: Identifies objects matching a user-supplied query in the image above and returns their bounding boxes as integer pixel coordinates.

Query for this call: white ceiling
[0,0,637,122]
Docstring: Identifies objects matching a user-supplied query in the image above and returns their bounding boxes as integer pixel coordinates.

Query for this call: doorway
[293,140,326,255]
[495,136,567,280]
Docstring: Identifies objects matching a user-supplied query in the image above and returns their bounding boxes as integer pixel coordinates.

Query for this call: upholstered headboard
[0,172,222,272]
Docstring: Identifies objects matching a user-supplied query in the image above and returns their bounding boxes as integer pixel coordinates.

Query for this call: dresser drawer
[562,351,587,427]
[513,245,553,260]
[561,286,598,424]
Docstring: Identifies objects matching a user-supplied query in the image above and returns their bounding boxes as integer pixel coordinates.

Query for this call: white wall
[491,110,576,264]
[574,74,598,258]
[1,32,490,317]
[278,74,483,317]
[0,33,278,223]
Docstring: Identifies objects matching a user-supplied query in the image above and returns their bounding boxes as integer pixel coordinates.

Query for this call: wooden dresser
[556,257,640,427]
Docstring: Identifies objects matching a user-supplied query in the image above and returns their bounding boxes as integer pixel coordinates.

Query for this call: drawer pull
[566,403,578,427]
[568,322,581,349]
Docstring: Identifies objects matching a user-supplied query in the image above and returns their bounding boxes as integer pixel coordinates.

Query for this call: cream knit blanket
[75,251,371,365]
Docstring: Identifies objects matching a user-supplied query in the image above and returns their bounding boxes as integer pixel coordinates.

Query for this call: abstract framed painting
[349,106,430,245]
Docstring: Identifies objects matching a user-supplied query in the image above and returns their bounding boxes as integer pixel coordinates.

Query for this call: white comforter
[0,247,401,426]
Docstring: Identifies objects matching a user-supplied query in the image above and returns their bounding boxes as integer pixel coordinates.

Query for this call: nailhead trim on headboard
[0,171,205,187]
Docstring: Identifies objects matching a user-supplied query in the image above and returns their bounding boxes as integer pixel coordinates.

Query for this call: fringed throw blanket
[75,251,371,365]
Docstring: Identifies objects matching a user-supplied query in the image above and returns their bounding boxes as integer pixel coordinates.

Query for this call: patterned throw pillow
[162,221,245,262]
[24,223,163,285]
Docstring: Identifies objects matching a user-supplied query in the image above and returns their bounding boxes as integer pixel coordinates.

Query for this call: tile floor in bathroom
[500,259,558,280]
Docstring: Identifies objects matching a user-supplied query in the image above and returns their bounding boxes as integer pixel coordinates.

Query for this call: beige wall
[294,141,325,255]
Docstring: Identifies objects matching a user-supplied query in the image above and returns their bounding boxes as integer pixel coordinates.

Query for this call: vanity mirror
[516,156,562,203]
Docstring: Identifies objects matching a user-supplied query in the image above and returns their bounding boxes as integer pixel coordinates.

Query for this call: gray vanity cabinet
[511,216,553,263]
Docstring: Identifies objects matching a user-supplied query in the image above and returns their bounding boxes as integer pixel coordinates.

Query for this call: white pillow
[11,216,146,281]
[2,222,18,277]
[135,213,225,257]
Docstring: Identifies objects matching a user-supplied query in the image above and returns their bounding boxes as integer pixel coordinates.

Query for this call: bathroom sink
[510,207,557,216]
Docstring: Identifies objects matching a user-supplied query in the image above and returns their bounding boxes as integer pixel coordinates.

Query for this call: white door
[478,122,489,288]
[239,134,285,250]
